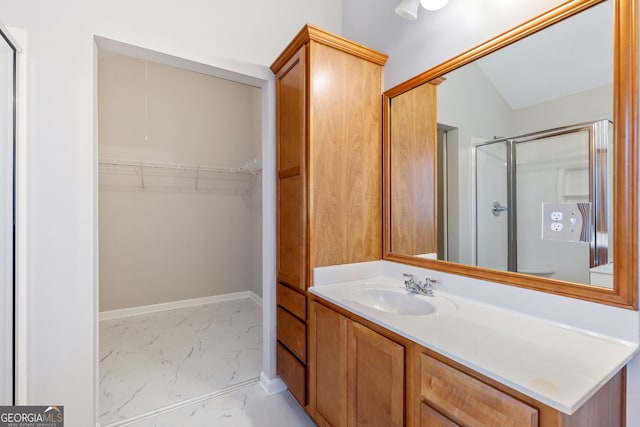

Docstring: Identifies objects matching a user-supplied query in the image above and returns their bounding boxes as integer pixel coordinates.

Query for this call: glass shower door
[515,130,591,283]
[475,141,509,271]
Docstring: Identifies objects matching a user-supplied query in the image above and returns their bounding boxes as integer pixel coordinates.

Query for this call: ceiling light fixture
[394,0,420,20]
[420,0,449,11]
[395,0,448,20]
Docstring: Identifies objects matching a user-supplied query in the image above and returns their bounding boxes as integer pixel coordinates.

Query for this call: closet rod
[98,158,255,175]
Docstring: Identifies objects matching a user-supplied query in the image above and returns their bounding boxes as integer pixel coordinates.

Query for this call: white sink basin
[349,288,436,316]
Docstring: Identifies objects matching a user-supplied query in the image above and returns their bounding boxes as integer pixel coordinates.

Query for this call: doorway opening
[96,45,264,426]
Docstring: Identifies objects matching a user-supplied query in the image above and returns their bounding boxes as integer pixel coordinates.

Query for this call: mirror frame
[383,0,638,309]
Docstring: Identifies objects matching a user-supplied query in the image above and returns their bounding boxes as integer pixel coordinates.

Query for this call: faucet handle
[403,273,417,292]
[403,273,415,285]
[418,278,436,296]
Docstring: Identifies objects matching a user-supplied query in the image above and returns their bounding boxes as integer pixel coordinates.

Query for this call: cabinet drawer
[276,282,306,320]
[277,342,306,406]
[420,354,538,427]
[277,307,306,362]
[421,403,460,427]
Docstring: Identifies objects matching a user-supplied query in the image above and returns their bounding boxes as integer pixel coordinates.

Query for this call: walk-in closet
[97,51,264,426]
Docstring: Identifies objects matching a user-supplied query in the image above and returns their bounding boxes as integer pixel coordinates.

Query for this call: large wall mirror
[383,0,637,309]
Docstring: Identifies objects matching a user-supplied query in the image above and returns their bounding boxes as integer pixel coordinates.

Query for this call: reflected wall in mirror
[383,0,637,308]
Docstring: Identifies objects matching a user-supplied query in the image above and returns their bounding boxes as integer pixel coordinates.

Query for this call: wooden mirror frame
[383,0,638,309]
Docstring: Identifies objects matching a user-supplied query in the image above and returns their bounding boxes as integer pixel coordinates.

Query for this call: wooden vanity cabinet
[271,25,388,407]
[308,295,625,427]
[308,299,406,427]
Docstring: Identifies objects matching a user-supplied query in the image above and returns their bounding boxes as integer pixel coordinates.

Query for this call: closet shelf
[98,157,260,176]
[98,157,262,192]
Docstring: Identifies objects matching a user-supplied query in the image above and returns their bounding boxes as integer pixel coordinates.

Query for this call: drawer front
[277,306,306,362]
[277,342,306,405]
[420,354,538,427]
[421,403,461,427]
[276,282,306,320]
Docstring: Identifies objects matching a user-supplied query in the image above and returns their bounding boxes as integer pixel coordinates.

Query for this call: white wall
[511,84,613,135]
[248,95,263,299]
[98,55,262,311]
[0,1,342,425]
[342,0,640,424]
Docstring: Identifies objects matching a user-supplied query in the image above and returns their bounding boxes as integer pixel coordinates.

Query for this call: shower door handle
[491,201,508,217]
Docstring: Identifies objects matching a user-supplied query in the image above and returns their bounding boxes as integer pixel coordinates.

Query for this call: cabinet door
[309,42,383,268]
[348,322,404,427]
[276,48,307,291]
[309,301,348,426]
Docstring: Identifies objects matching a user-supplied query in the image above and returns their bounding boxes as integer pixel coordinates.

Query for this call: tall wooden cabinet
[271,25,388,406]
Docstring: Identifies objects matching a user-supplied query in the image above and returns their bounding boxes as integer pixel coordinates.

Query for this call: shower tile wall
[99,298,262,426]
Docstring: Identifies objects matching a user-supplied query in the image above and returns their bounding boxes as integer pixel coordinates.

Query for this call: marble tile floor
[100,297,263,426]
[122,381,315,427]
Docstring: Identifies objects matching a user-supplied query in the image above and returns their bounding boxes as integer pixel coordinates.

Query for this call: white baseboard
[99,290,263,321]
[259,372,287,396]
[247,291,263,307]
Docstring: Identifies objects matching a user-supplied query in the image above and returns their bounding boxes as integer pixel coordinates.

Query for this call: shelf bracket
[139,164,145,189]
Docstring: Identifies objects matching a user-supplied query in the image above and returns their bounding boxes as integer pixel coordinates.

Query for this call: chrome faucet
[403,273,438,296]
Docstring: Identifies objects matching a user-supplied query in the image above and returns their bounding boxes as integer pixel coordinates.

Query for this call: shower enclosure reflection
[474,120,612,286]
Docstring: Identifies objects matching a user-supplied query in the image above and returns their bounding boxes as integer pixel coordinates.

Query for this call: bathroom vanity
[307,262,636,426]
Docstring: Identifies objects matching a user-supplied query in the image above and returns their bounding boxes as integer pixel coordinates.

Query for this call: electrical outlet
[541,202,591,241]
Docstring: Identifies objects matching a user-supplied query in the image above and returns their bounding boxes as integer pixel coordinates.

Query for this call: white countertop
[308,276,638,415]
[590,263,614,274]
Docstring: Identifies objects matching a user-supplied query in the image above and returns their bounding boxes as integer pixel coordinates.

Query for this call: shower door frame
[0,24,18,405]
[473,119,611,275]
